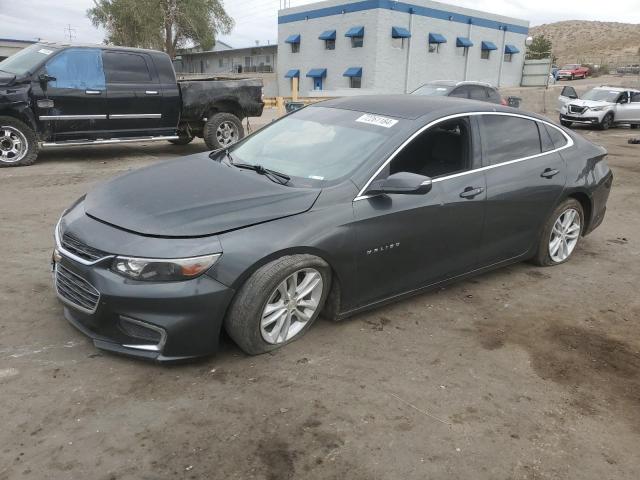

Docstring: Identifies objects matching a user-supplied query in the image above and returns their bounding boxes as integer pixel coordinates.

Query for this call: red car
[557,64,589,80]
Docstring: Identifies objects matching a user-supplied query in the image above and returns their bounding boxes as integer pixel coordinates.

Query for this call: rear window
[103,52,152,83]
[480,115,541,165]
[544,124,568,150]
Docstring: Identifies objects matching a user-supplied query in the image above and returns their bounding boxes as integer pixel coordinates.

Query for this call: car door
[615,91,640,124]
[102,50,164,137]
[557,86,578,111]
[478,114,567,266]
[352,115,486,306]
[37,47,109,141]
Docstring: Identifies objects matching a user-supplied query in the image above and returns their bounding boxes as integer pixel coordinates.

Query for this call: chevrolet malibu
[53,96,613,361]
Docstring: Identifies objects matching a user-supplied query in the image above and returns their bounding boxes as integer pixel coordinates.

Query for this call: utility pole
[64,24,76,43]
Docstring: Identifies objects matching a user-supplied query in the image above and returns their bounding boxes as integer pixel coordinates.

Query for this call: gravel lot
[1,115,639,480]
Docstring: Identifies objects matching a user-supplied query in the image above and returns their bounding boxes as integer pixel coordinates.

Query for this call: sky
[1,0,639,49]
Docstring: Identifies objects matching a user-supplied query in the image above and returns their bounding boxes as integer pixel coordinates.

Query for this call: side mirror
[366,172,432,196]
[38,73,56,90]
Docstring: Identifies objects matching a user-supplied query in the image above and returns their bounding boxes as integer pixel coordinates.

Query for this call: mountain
[530,21,640,67]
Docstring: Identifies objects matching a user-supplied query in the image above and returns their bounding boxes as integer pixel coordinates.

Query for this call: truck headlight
[112,254,221,282]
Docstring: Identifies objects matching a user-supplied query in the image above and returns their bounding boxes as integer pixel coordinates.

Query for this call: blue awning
[456,37,473,48]
[504,44,520,54]
[343,67,362,77]
[306,68,327,78]
[285,34,301,44]
[428,33,447,44]
[345,26,365,37]
[391,27,411,38]
[284,69,300,78]
[481,41,498,51]
[319,30,336,40]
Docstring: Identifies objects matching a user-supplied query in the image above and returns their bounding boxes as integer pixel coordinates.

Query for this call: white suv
[558,85,640,130]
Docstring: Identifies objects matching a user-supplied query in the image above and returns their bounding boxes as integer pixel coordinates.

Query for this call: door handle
[459,186,485,199]
[541,168,560,178]
[85,90,102,95]
[145,90,159,95]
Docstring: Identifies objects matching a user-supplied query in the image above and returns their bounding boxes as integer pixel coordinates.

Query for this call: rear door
[477,114,567,266]
[102,50,164,137]
[616,91,640,124]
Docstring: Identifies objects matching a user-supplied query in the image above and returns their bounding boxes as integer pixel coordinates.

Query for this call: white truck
[557,85,640,130]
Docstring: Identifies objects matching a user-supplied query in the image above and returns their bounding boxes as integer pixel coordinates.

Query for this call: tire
[225,254,331,355]
[598,113,614,130]
[0,116,38,167]
[203,113,244,150]
[531,198,584,267]
[168,133,194,145]
[631,124,639,130]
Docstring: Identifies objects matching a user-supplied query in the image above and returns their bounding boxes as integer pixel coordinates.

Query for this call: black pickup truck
[0,43,264,167]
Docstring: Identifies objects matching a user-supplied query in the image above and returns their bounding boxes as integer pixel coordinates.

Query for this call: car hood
[84,153,321,237]
[568,99,613,108]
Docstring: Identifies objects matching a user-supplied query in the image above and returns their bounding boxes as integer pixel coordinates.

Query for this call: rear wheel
[0,116,38,167]
[203,113,244,150]
[225,255,331,355]
[599,113,614,130]
[532,198,584,266]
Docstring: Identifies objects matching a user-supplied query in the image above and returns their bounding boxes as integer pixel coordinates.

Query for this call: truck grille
[55,264,100,313]
[568,104,586,114]
[61,232,109,262]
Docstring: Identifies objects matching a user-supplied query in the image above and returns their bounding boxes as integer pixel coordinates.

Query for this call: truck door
[38,48,108,141]
[616,91,640,124]
[102,50,164,137]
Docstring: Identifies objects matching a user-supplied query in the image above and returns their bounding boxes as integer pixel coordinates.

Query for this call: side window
[544,124,568,150]
[538,122,555,152]
[103,52,152,83]
[631,92,640,103]
[389,117,471,178]
[45,48,105,90]
[469,85,488,101]
[487,88,502,103]
[449,86,469,99]
[480,115,541,165]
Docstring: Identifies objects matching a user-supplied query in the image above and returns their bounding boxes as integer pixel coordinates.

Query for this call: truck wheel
[203,113,244,150]
[598,113,614,130]
[0,116,38,167]
[168,133,194,145]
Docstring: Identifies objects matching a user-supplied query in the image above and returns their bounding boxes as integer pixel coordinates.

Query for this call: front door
[353,116,486,306]
[616,91,640,124]
[37,48,109,141]
[477,114,567,265]
[102,50,165,137]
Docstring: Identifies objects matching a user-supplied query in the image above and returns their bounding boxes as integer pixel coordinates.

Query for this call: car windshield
[228,106,401,185]
[581,89,621,103]
[0,44,58,75]
[411,83,454,96]
[560,65,580,70]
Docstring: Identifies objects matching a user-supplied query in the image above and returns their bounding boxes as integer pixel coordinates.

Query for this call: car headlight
[112,254,221,282]
[589,106,606,111]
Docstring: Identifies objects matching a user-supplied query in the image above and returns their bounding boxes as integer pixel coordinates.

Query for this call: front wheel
[532,198,584,266]
[225,255,331,355]
[0,116,38,167]
[599,113,614,130]
[203,113,244,150]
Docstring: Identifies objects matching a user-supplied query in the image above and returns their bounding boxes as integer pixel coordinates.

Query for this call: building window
[350,76,361,88]
[325,39,335,50]
[351,36,363,48]
[481,49,490,60]
[392,37,405,49]
[265,55,271,64]
[504,53,513,63]
[428,42,440,53]
[291,43,300,53]
[218,58,223,68]
[457,47,468,57]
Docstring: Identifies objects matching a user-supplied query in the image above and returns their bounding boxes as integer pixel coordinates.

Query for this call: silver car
[558,85,640,130]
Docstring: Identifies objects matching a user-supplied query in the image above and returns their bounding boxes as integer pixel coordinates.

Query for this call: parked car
[556,64,589,80]
[52,95,612,361]
[0,43,264,167]
[411,80,508,105]
[558,85,640,129]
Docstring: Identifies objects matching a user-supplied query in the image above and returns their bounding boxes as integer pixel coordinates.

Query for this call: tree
[88,0,234,58]
[526,34,553,60]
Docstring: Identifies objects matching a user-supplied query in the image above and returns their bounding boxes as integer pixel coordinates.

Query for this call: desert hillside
[530,20,640,66]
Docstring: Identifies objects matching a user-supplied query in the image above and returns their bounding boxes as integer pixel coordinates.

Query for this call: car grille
[55,264,100,313]
[61,232,109,262]
[568,104,586,114]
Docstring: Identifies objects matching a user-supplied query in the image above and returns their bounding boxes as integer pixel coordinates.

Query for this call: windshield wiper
[233,163,291,185]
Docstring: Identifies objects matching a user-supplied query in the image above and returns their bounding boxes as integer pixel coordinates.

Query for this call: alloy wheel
[549,208,581,263]
[260,268,323,344]
[216,121,239,147]
[0,126,28,164]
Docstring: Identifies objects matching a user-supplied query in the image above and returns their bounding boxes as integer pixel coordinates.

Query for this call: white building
[277,0,529,97]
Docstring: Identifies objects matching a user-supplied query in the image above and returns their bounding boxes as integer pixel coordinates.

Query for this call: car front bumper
[53,253,235,362]
[560,113,604,125]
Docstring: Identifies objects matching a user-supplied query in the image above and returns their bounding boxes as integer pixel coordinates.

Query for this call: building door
[314,78,323,91]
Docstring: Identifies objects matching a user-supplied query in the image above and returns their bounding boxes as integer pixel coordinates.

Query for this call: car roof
[32,41,168,57]
[315,95,513,121]
[593,86,640,92]
[425,80,495,88]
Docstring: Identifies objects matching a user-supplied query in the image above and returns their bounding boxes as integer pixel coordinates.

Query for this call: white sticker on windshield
[436,87,448,91]
[356,114,399,129]
[38,49,53,55]
[309,175,324,180]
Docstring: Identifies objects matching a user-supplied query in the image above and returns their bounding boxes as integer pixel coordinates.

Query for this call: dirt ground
[1,117,639,480]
